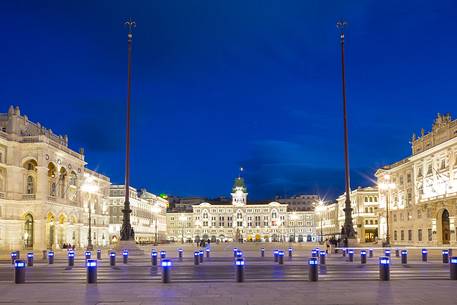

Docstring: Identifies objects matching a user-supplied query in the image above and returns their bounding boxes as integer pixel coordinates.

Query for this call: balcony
[22,194,36,200]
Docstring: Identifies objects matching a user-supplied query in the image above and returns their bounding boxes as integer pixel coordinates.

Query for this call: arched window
[237,211,243,219]
[24,214,33,248]
[69,172,77,186]
[26,176,34,194]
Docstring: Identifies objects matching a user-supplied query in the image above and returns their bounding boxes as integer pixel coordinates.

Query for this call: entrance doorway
[442,209,450,244]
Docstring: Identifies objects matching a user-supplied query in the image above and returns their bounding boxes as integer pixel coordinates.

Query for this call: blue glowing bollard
[401,250,408,264]
[273,250,279,262]
[151,250,158,266]
[369,248,373,258]
[206,248,210,258]
[233,248,238,258]
[10,252,17,265]
[86,259,97,283]
[443,250,449,264]
[384,249,391,257]
[194,251,200,265]
[308,257,318,281]
[311,249,318,258]
[178,248,183,261]
[260,247,265,257]
[97,249,102,260]
[235,258,245,282]
[85,251,91,260]
[422,249,428,262]
[236,250,243,259]
[123,250,129,264]
[199,250,204,263]
[14,260,26,284]
[379,257,390,281]
[68,251,75,266]
[360,250,367,264]
[27,253,33,267]
[450,257,457,280]
[110,251,116,266]
[319,250,326,265]
[288,247,293,258]
[348,249,354,262]
[160,250,166,259]
[278,250,284,264]
[47,251,54,264]
[161,259,172,283]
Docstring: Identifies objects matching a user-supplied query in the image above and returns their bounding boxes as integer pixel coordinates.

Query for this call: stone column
[35,166,48,201]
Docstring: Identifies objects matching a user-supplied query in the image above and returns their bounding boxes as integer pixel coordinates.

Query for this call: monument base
[346,238,359,248]
[115,240,145,256]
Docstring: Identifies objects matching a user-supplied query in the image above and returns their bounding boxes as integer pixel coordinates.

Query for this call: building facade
[0,105,110,250]
[375,113,457,246]
[166,176,317,243]
[275,194,320,211]
[109,185,168,244]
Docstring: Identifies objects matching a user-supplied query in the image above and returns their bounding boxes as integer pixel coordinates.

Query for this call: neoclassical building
[0,105,110,250]
[166,175,317,242]
[108,185,168,244]
[375,113,457,246]
[318,187,379,243]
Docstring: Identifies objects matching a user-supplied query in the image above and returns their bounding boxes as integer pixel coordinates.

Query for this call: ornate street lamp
[179,214,187,244]
[379,174,396,247]
[152,206,161,246]
[290,212,299,243]
[81,174,99,250]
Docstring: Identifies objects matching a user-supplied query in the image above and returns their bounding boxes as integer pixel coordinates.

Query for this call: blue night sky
[1,1,457,200]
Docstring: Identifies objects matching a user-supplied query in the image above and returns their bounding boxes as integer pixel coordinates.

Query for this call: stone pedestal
[346,238,359,247]
[115,240,144,256]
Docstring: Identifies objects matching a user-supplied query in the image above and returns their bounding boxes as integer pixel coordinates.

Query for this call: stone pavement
[0,280,457,305]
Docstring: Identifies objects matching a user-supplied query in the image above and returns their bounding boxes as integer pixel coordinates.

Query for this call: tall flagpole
[120,18,136,241]
[337,20,356,243]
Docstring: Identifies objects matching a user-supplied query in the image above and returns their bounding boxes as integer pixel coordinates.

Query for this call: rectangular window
[428,229,433,241]
[394,230,397,240]
[408,230,412,241]
[418,229,422,241]
[400,230,404,241]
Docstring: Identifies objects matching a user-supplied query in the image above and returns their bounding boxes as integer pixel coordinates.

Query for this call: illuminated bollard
[278,250,284,264]
[194,251,200,265]
[151,250,158,266]
[235,258,245,282]
[233,248,238,258]
[14,260,26,284]
[401,250,408,264]
[97,249,102,260]
[379,257,390,281]
[48,251,54,264]
[161,259,172,283]
[384,249,391,257]
[288,248,293,258]
[395,248,400,257]
[68,251,75,267]
[274,250,279,262]
[319,251,326,265]
[369,249,373,258]
[260,248,265,257]
[206,248,210,258]
[348,249,354,262]
[123,250,129,264]
[422,249,428,262]
[311,249,318,258]
[85,251,91,260]
[109,251,116,266]
[360,250,367,264]
[160,250,166,259]
[236,250,243,259]
[27,253,33,267]
[308,257,318,282]
[86,259,97,284]
[450,257,457,280]
[442,250,449,264]
[178,248,183,261]
[199,250,204,263]
[10,252,17,265]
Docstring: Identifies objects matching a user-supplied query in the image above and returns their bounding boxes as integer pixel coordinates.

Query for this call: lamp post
[379,174,395,247]
[152,206,161,246]
[81,174,99,250]
[179,214,186,244]
[290,212,298,243]
[314,200,325,243]
[336,20,356,242]
[120,18,136,242]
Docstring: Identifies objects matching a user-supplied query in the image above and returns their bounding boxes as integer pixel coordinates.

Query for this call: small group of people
[62,243,75,250]
[197,239,211,248]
